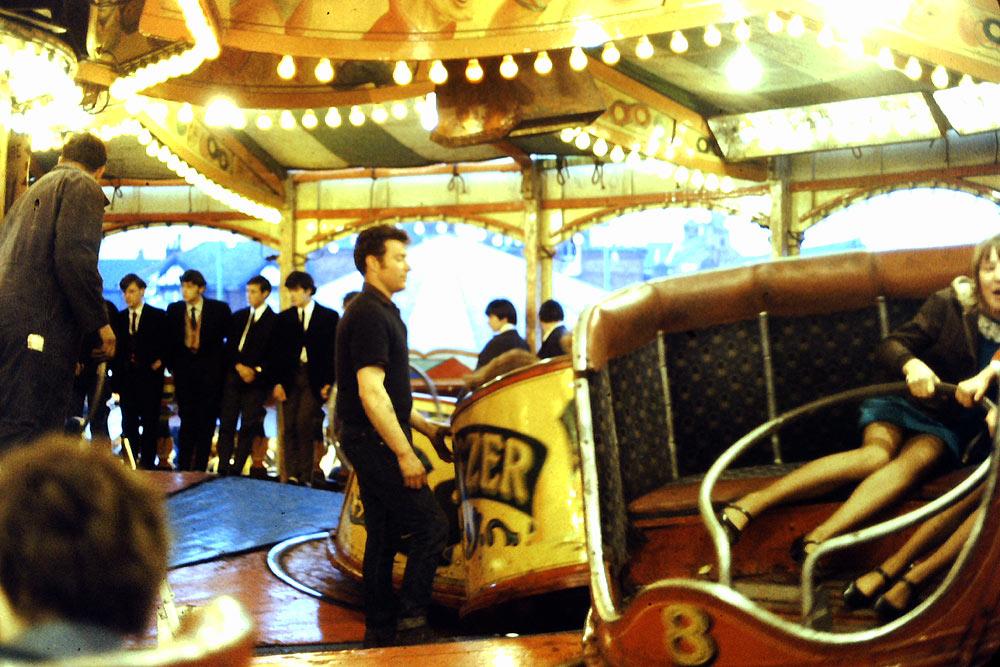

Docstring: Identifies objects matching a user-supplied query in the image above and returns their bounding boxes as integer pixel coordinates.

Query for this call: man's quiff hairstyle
[0,436,169,635]
[284,270,316,295]
[179,269,206,287]
[247,274,272,294]
[119,273,146,291]
[354,224,410,275]
[61,133,108,173]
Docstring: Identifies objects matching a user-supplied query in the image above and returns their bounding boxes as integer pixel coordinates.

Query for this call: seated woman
[845,405,997,620]
[719,234,1000,564]
[0,435,170,661]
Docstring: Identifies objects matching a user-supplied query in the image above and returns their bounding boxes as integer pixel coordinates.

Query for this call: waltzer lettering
[455,425,547,516]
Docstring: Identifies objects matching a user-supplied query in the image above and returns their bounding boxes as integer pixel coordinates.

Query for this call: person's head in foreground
[0,436,169,656]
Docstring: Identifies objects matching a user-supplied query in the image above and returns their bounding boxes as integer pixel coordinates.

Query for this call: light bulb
[392,60,413,85]
[301,109,318,129]
[601,42,620,65]
[559,127,577,142]
[465,58,484,83]
[818,25,835,49]
[324,107,342,127]
[390,101,408,120]
[703,24,722,47]
[877,47,895,70]
[669,31,687,54]
[725,45,763,91]
[569,46,588,71]
[636,35,654,59]
[592,137,608,157]
[279,109,295,129]
[429,59,448,85]
[533,51,552,75]
[255,114,273,130]
[766,12,784,34]
[574,132,591,150]
[349,105,365,126]
[787,14,805,38]
[314,58,334,83]
[177,102,194,124]
[930,65,949,89]
[370,104,389,123]
[230,112,247,130]
[733,20,751,43]
[500,55,518,79]
[904,56,922,80]
[277,55,296,80]
[609,145,625,162]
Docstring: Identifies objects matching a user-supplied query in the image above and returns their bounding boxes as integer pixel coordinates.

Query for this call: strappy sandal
[843,566,893,609]
[873,576,917,622]
[718,502,753,545]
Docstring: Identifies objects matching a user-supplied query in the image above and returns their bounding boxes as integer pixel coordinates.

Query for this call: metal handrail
[699,381,997,622]
[409,362,445,420]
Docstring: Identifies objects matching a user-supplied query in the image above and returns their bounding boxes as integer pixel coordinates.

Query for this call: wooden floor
[155,472,585,663]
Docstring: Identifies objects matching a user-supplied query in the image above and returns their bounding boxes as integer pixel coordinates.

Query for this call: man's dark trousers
[340,425,448,634]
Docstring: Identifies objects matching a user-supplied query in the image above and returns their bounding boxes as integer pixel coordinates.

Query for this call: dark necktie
[190,306,198,328]
[130,311,137,335]
[239,311,254,352]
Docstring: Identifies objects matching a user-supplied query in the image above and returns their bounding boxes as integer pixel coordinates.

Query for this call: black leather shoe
[718,503,753,545]
[843,566,892,609]
[873,577,917,623]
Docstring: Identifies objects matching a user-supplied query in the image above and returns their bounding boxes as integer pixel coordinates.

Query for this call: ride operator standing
[335,224,451,648]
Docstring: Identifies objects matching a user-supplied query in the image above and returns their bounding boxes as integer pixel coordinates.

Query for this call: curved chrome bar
[409,362,444,419]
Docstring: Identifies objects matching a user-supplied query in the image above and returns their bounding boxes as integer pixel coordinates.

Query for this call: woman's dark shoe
[873,577,917,623]
[843,566,892,609]
[718,503,753,545]
[790,535,822,564]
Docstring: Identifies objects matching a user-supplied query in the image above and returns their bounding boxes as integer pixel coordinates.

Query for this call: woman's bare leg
[723,422,903,530]
[806,433,946,544]
[880,507,981,609]
[851,491,980,597]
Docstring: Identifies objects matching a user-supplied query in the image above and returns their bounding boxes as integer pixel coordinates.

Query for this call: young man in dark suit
[272,271,338,485]
[475,298,530,369]
[537,299,569,359]
[112,274,166,468]
[216,275,277,476]
[165,269,231,471]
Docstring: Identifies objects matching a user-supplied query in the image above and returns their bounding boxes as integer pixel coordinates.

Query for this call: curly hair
[0,436,170,635]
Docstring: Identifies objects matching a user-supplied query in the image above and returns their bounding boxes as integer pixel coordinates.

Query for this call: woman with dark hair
[720,234,1000,573]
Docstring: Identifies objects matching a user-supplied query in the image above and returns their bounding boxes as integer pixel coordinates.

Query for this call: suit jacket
[273,302,339,400]
[0,164,108,361]
[165,298,232,381]
[477,329,530,369]
[113,304,167,377]
[538,324,568,359]
[224,306,277,385]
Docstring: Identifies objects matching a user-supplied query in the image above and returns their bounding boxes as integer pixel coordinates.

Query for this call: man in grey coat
[0,133,115,450]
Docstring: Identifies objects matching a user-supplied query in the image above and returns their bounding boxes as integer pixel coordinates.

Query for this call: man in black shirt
[537,299,569,359]
[335,224,450,648]
[475,298,529,368]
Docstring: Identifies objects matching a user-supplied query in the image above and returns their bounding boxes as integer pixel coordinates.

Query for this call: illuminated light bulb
[669,31,688,54]
[230,112,247,130]
[903,56,922,81]
[817,25,835,49]
[733,19,751,43]
[601,42,620,65]
[178,102,194,124]
[390,101,408,120]
[674,165,689,184]
[704,173,720,191]
[533,51,552,75]
[569,46,588,71]
[499,55,518,79]
[690,169,705,189]
[703,24,722,47]
[145,141,159,157]
[783,17,808,42]
[574,132,591,150]
[349,105,365,126]
[419,93,438,131]
[124,96,143,115]
[559,127,578,142]
[626,148,641,165]
[931,65,949,89]
[314,57,334,83]
[137,128,153,145]
[370,104,389,124]
[465,58,484,83]
[766,11,784,34]
[959,74,975,87]
[204,96,239,127]
[609,145,626,162]
[301,109,318,129]
[636,35,655,59]
[720,175,734,192]
[725,45,763,90]
[325,107,342,127]
[592,137,609,157]
[279,109,296,130]
[877,47,895,70]
[429,59,449,84]
[255,114,273,130]
[156,145,171,162]
[277,55,296,80]
[392,60,413,85]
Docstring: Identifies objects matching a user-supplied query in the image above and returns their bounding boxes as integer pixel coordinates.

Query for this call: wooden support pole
[522,161,543,352]
[769,156,794,258]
